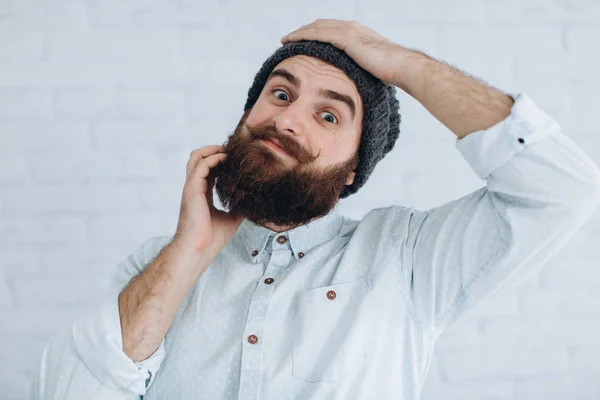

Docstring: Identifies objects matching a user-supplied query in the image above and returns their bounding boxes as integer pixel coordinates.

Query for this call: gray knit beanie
[243,40,401,199]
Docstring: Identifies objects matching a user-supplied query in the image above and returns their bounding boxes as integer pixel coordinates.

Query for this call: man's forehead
[272,55,361,106]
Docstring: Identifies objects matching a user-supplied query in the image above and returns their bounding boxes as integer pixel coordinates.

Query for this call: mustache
[246,123,319,164]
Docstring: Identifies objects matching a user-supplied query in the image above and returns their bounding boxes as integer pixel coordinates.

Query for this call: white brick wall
[1,1,599,399]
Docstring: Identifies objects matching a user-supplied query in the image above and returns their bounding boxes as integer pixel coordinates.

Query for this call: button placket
[239,232,293,394]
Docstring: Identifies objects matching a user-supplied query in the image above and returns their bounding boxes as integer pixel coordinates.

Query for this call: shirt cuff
[72,291,165,395]
[455,92,562,180]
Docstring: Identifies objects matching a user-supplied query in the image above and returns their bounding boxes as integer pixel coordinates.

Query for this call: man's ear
[345,171,356,186]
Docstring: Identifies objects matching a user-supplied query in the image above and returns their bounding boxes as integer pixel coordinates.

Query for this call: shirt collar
[237,204,344,262]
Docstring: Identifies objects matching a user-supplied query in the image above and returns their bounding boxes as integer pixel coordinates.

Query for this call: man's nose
[272,101,307,137]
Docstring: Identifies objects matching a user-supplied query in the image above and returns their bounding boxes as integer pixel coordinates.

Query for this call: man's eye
[273,89,289,101]
[320,111,338,124]
[272,89,337,124]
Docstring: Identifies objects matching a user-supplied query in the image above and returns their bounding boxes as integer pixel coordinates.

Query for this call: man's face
[215,55,364,228]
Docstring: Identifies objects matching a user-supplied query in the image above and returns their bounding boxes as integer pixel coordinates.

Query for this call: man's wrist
[390,46,433,97]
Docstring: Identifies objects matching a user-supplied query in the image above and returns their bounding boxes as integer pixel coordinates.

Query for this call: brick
[0,276,12,310]
[0,368,35,400]
[0,122,91,150]
[2,183,141,212]
[39,243,129,276]
[438,346,568,381]
[515,378,600,400]
[569,345,600,377]
[0,154,28,181]
[89,0,225,28]
[393,91,449,142]
[87,212,176,244]
[515,51,571,86]
[0,61,118,87]
[484,0,567,23]
[566,26,600,55]
[47,28,179,60]
[388,133,462,175]
[377,24,438,54]
[11,275,109,309]
[437,52,517,94]
[465,287,521,319]
[540,229,600,289]
[0,0,10,16]
[564,84,600,136]
[421,380,515,400]
[118,60,253,88]
[91,121,201,149]
[0,244,42,279]
[517,83,572,132]
[434,319,483,350]
[480,316,600,347]
[0,90,54,119]
[180,26,283,61]
[438,26,564,58]
[402,170,484,210]
[139,182,184,210]
[0,216,87,244]
[562,0,600,23]
[160,150,197,179]
[30,150,163,182]
[0,307,84,339]
[0,30,44,59]
[356,0,484,23]
[188,87,247,124]
[118,60,198,88]
[0,0,87,31]
[54,89,186,121]
[222,2,354,25]
[520,290,600,316]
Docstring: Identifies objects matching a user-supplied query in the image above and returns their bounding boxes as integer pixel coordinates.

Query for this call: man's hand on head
[280,19,402,86]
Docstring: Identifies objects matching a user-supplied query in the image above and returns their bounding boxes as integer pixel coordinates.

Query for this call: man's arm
[387,40,600,332]
[395,92,600,332]
[31,236,208,398]
[119,238,212,362]
[390,47,515,139]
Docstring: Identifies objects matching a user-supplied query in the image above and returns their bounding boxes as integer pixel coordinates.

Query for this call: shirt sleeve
[30,328,142,400]
[31,236,172,398]
[398,93,600,334]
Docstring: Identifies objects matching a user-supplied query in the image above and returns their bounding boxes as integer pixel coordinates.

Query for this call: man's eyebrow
[267,68,356,121]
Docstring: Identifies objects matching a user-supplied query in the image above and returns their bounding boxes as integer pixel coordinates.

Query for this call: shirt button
[247,334,258,344]
[326,290,337,300]
[518,137,525,144]
[276,236,287,244]
[264,277,274,284]
[298,252,304,258]
[252,250,258,257]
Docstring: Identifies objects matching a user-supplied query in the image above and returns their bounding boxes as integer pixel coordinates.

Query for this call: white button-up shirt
[31,93,600,400]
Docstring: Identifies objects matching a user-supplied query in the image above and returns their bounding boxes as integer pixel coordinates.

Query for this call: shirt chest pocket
[292,276,369,384]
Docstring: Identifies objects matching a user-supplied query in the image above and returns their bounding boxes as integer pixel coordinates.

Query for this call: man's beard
[214,109,359,229]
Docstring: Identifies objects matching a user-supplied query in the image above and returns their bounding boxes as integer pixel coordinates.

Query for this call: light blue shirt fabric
[31,93,600,400]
